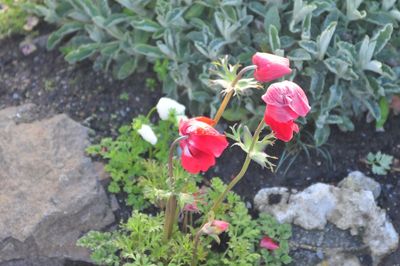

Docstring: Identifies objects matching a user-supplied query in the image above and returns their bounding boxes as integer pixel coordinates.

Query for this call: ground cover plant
[79,52,310,265]
[25,0,400,147]
[0,0,40,38]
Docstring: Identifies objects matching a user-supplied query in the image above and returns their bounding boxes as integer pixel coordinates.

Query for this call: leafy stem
[213,65,257,125]
[191,118,265,266]
[164,135,188,242]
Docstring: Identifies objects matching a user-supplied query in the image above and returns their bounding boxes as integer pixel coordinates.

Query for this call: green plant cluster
[26,0,400,146]
[82,100,292,265]
[86,111,179,209]
[366,151,393,175]
[78,176,292,266]
[0,0,37,38]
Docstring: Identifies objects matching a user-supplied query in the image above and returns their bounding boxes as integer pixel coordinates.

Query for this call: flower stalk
[164,135,187,242]
[191,118,265,266]
[213,65,257,125]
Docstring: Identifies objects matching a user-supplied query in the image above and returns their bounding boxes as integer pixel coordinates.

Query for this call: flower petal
[260,236,279,250]
[262,81,310,118]
[180,140,216,174]
[264,112,299,142]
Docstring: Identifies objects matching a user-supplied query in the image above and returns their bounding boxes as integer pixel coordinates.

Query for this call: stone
[338,171,381,199]
[254,173,398,265]
[0,105,115,265]
[316,252,361,266]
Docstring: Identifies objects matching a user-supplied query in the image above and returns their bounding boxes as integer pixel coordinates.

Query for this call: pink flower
[262,81,310,142]
[260,236,279,250]
[179,117,228,174]
[183,189,207,213]
[183,202,199,212]
[252,52,292,82]
[202,220,230,235]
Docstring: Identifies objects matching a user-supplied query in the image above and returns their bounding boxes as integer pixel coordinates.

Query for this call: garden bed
[0,31,399,265]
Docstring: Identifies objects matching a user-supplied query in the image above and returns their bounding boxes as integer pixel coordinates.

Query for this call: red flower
[252,52,292,82]
[179,117,228,174]
[262,81,310,142]
[260,236,279,250]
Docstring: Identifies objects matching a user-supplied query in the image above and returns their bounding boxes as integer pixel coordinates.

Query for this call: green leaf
[108,181,121,193]
[327,85,342,109]
[326,115,343,124]
[133,44,164,58]
[309,69,326,100]
[363,99,381,120]
[337,116,355,131]
[131,19,162,33]
[117,59,137,80]
[65,43,100,63]
[317,21,337,60]
[375,97,390,129]
[371,23,393,55]
[301,13,312,40]
[298,40,318,55]
[268,25,280,51]
[314,125,330,146]
[47,22,83,50]
[287,48,311,61]
[184,4,205,20]
[264,5,281,31]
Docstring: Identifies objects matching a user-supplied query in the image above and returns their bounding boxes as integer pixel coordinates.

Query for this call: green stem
[163,135,187,242]
[146,106,157,120]
[191,118,265,266]
[213,65,257,125]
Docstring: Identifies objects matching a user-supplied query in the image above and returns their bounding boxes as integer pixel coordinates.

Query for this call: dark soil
[1,30,399,266]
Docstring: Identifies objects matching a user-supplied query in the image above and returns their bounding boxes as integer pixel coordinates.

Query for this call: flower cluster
[177,52,310,173]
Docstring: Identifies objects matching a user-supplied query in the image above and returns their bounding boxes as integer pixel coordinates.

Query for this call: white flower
[156,97,186,120]
[137,124,158,145]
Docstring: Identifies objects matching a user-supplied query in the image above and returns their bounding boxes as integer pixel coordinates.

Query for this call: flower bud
[252,52,292,82]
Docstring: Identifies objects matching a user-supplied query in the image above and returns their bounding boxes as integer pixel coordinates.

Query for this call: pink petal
[262,81,310,118]
[260,236,279,250]
[252,52,292,82]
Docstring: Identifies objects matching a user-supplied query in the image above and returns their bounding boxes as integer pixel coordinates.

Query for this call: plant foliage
[26,0,400,144]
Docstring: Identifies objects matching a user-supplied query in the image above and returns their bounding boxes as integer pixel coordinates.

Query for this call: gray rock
[316,252,361,266]
[0,105,115,264]
[338,171,381,199]
[254,173,398,265]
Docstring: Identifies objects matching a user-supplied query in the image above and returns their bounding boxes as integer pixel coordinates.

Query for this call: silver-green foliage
[366,151,393,175]
[27,0,400,145]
